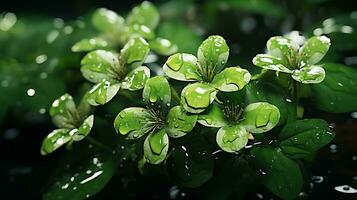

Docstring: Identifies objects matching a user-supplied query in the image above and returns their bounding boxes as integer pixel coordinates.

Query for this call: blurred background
[0,0,356,199]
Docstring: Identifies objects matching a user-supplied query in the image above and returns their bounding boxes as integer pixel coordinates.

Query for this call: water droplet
[329,144,337,153]
[334,185,357,193]
[26,88,36,97]
[35,54,47,64]
[311,176,324,183]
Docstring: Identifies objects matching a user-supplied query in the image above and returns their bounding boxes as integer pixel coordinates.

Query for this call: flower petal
[241,102,280,134]
[143,76,171,107]
[126,1,160,30]
[212,67,251,92]
[267,36,299,64]
[121,66,150,91]
[216,124,249,153]
[92,8,124,32]
[114,107,152,140]
[72,115,94,141]
[143,129,169,164]
[50,94,78,129]
[87,80,120,106]
[149,37,178,56]
[299,36,331,65]
[292,65,325,84]
[197,103,227,128]
[166,106,197,138]
[120,37,150,66]
[72,38,109,52]
[252,54,292,73]
[181,83,218,114]
[41,129,71,155]
[163,53,202,81]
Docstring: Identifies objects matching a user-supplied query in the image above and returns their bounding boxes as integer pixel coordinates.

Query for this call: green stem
[251,69,268,80]
[171,86,181,104]
[85,136,111,150]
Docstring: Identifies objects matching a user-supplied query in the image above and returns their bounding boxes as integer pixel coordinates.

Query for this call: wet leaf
[72,115,94,142]
[310,63,357,112]
[212,67,251,92]
[92,8,124,32]
[267,36,298,65]
[80,50,120,84]
[197,35,229,75]
[292,65,325,84]
[252,54,292,73]
[241,102,280,134]
[166,106,197,138]
[87,80,120,106]
[142,76,171,107]
[120,37,150,66]
[128,24,155,40]
[41,129,71,155]
[50,94,79,129]
[121,66,150,91]
[181,82,218,114]
[216,124,249,153]
[126,1,160,30]
[143,129,169,164]
[149,37,178,56]
[114,107,151,140]
[299,36,331,65]
[163,53,202,81]
[197,103,227,128]
[72,38,109,52]
[278,119,335,158]
[250,147,303,200]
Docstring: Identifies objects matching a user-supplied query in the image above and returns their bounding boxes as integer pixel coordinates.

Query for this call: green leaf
[149,37,178,56]
[92,8,124,32]
[128,24,155,40]
[143,129,169,164]
[181,82,218,113]
[72,38,109,52]
[216,124,249,153]
[197,35,229,76]
[212,67,251,92]
[163,53,202,81]
[121,66,150,91]
[310,63,357,112]
[292,65,325,84]
[80,50,120,84]
[241,102,280,134]
[142,76,171,107]
[50,94,78,129]
[252,54,292,73]
[250,147,303,200]
[126,1,160,30]
[278,119,335,158]
[41,129,71,155]
[267,36,298,65]
[120,37,150,66]
[87,80,120,106]
[299,36,331,65]
[114,107,151,140]
[72,115,94,142]
[166,106,197,138]
[197,103,227,127]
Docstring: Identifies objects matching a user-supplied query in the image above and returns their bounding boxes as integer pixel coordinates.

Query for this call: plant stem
[171,86,181,104]
[85,136,111,150]
[251,69,268,80]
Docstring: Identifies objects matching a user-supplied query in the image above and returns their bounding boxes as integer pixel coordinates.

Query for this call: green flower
[252,35,331,84]
[198,93,280,153]
[114,76,197,164]
[41,94,94,155]
[72,2,177,56]
[163,35,251,113]
[81,37,150,106]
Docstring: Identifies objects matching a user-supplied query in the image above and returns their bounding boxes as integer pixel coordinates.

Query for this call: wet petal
[267,36,299,64]
[121,66,150,91]
[72,38,109,52]
[114,107,151,140]
[126,1,160,30]
[87,80,120,106]
[143,76,171,108]
[143,129,169,164]
[252,54,292,73]
[292,65,325,84]
[197,103,227,128]
[120,37,150,66]
[181,83,218,114]
[212,67,251,92]
[163,53,202,81]
[50,94,78,129]
[72,115,94,141]
[241,102,280,134]
[92,8,125,32]
[299,36,331,65]
[216,124,249,153]
[128,24,155,40]
[166,106,197,138]
[41,129,71,155]
[197,35,229,76]
[149,37,178,56]
[80,50,120,84]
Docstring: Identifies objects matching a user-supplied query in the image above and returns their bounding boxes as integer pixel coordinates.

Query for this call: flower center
[222,100,244,124]
[145,108,166,134]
